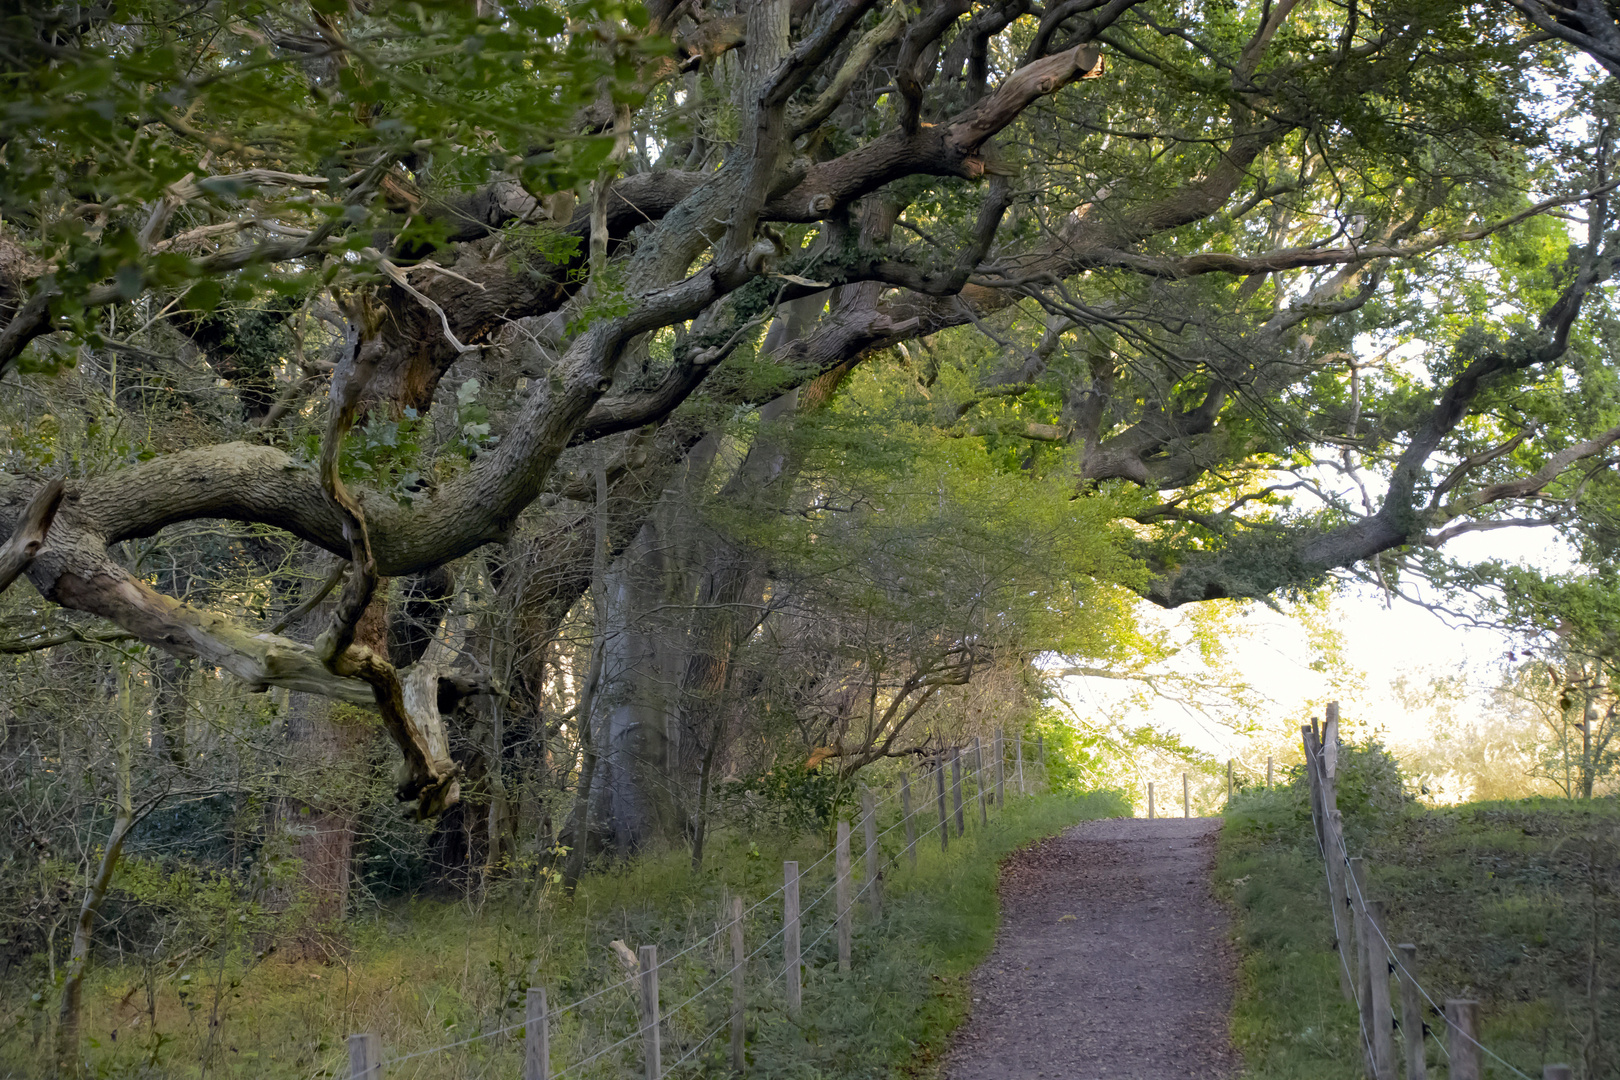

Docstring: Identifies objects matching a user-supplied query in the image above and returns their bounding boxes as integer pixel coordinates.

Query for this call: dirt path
[945,817,1241,1080]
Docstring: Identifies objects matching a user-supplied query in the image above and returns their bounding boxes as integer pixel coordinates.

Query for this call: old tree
[8,0,1620,944]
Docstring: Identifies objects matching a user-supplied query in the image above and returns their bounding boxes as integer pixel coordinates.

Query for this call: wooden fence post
[1227,759,1233,802]
[1036,733,1045,786]
[1328,809,1355,1001]
[1305,723,1355,1002]
[1302,725,1328,854]
[1544,1066,1573,1080]
[1182,771,1190,818]
[1445,999,1481,1080]
[1267,756,1274,787]
[861,786,881,916]
[638,944,660,1080]
[1396,944,1425,1080]
[1365,900,1397,1080]
[974,736,988,826]
[524,988,549,1080]
[1148,781,1155,819]
[1349,857,1373,1045]
[900,773,916,865]
[935,762,949,852]
[984,731,997,806]
[730,895,745,1074]
[951,750,965,836]
[347,1033,381,1080]
[783,861,801,1017]
[836,819,852,972]
[1015,730,1025,794]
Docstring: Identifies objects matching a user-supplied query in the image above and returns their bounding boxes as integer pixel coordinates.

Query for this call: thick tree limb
[0,477,63,595]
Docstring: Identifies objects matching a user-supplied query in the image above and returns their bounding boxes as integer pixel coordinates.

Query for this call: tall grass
[3,790,1127,1079]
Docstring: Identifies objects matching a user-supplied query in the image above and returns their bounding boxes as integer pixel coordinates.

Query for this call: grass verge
[1218,748,1619,1080]
[3,790,1126,1079]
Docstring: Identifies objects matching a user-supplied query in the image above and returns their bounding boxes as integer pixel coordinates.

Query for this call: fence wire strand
[1313,746,1536,1080]
[364,742,1031,1074]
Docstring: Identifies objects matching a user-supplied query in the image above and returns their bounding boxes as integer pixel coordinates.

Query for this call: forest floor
[944,817,1242,1080]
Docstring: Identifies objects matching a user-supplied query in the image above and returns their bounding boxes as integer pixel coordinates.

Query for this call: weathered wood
[639,944,661,1080]
[974,736,988,826]
[984,731,997,806]
[1445,999,1481,1080]
[900,772,916,864]
[525,987,549,1080]
[783,861,801,1017]
[1365,900,1397,1080]
[1349,857,1378,1078]
[1302,725,1327,854]
[1267,756,1274,787]
[0,478,64,597]
[860,786,881,915]
[836,819,852,972]
[1227,759,1233,802]
[729,895,745,1074]
[1544,1065,1573,1080]
[1396,944,1426,1080]
[951,750,965,836]
[1148,781,1155,819]
[935,761,949,852]
[1015,730,1025,794]
[1327,808,1356,1002]
[1036,732,1044,784]
[347,1033,382,1080]
[1324,701,1341,784]
[1182,771,1190,818]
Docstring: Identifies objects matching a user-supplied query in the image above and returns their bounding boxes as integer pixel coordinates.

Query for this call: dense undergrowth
[1,790,1126,1079]
[1219,746,1620,1079]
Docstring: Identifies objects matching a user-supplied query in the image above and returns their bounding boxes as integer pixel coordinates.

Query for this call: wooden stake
[1328,809,1355,1002]
[730,896,745,1074]
[1227,759,1233,802]
[993,729,1005,806]
[1267,756,1274,787]
[1349,857,1372,1029]
[1445,999,1481,1080]
[1396,944,1425,1080]
[861,786,881,915]
[1148,781,1155,819]
[1015,731,1025,794]
[783,861,800,1017]
[639,945,660,1080]
[935,762,949,852]
[1365,900,1397,1080]
[974,736,988,826]
[836,819,852,972]
[1182,771,1190,818]
[347,1033,381,1080]
[900,772,916,865]
[525,988,549,1080]
[1544,1066,1573,1080]
[951,750,964,836]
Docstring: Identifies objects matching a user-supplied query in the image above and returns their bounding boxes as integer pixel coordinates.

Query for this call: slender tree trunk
[563,463,611,890]
[56,660,138,1077]
[267,561,386,951]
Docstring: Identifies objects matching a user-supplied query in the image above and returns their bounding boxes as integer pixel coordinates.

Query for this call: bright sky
[1054,526,1571,768]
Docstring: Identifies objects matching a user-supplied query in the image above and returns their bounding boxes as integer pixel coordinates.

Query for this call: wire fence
[341,731,1050,1079]
[1298,710,1556,1080]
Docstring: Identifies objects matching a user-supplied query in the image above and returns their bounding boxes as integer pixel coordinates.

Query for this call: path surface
[945,817,1240,1080]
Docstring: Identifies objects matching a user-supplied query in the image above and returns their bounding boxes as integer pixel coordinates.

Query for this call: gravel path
[944,817,1241,1080]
